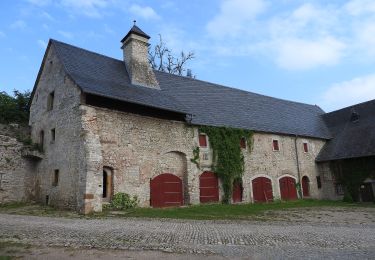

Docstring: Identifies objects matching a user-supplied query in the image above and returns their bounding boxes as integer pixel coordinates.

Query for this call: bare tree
[148,34,195,76]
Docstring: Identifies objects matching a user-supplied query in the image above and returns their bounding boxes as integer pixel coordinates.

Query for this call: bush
[343,192,353,203]
[0,90,30,125]
[110,193,139,210]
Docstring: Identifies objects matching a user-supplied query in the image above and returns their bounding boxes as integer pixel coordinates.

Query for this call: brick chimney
[121,23,159,89]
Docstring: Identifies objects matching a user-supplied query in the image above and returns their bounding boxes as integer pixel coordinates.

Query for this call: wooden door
[199,171,219,203]
[232,182,243,203]
[302,176,310,197]
[279,176,297,200]
[252,177,273,203]
[150,173,183,208]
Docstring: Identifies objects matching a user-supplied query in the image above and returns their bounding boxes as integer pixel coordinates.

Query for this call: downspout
[294,135,302,198]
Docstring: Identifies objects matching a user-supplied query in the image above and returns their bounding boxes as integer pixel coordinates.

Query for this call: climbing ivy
[190,146,200,166]
[198,126,253,203]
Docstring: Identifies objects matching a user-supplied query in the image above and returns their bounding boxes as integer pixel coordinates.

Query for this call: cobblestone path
[1,213,375,259]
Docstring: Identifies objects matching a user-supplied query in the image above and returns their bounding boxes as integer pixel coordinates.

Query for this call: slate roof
[121,25,150,42]
[48,39,332,139]
[316,99,375,162]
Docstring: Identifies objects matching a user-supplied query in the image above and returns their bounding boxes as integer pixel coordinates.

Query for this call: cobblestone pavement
[1,212,375,259]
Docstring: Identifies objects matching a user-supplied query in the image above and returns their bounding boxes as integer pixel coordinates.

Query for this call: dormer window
[350,110,360,122]
[47,91,54,111]
[199,134,207,147]
[272,139,279,151]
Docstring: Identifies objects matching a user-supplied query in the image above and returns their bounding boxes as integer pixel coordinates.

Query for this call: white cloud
[206,0,267,38]
[40,11,54,21]
[58,30,73,39]
[275,37,346,70]
[322,74,375,111]
[37,39,47,48]
[129,4,160,20]
[60,0,108,18]
[10,20,27,29]
[345,0,375,16]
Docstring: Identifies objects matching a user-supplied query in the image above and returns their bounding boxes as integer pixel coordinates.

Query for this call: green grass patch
[118,199,374,220]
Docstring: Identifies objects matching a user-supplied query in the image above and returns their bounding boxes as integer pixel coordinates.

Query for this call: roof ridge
[324,98,375,115]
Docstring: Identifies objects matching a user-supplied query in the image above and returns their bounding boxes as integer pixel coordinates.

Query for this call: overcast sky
[1,0,375,112]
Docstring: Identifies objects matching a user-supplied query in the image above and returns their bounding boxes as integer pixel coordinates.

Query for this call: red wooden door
[279,176,297,200]
[150,173,183,208]
[232,182,243,203]
[199,171,219,203]
[252,177,273,203]
[302,176,310,197]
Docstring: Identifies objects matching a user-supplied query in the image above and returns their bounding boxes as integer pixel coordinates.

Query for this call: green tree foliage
[199,126,253,203]
[0,90,30,125]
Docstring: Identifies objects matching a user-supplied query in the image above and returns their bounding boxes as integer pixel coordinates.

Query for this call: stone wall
[79,104,328,209]
[82,105,200,208]
[29,45,85,210]
[0,125,35,203]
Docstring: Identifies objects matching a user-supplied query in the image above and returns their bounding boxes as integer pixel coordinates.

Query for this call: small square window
[303,142,308,153]
[272,139,279,151]
[335,183,344,195]
[199,134,207,147]
[47,91,54,111]
[51,128,55,143]
[240,137,246,149]
[52,169,59,187]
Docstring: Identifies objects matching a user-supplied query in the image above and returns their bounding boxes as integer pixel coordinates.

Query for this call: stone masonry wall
[82,105,200,207]
[243,133,325,201]
[0,125,35,203]
[29,45,85,210]
[81,104,327,208]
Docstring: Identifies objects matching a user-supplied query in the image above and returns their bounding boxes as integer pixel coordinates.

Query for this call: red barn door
[150,173,183,208]
[279,176,297,200]
[199,171,219,203]
[252,177,273,203]
[302,176,310,197]
[232,182,243,203]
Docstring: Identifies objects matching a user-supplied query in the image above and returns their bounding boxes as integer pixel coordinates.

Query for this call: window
[50,128,55,143]
[199,134,207,147]
[272,139,279,151]
[47,91,54,111]
[240,137,246,149]
[39,130,44,151]
[335,183,344,195]
[316,176,322,189]
[52,169,59,186]
[303,142,309,153]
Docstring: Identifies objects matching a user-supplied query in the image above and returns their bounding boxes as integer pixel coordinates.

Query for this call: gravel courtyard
[1,207,375,259]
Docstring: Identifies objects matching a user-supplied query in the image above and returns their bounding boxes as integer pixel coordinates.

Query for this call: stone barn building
[5,25,372,213]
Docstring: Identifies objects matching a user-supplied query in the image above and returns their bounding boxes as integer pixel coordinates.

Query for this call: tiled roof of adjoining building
[316,99,375,162]
[49,39,332,139]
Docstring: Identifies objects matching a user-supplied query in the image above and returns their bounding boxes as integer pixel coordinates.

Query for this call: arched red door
[252,177,273,203]
[150,173,183,208]
[199,171,219,203]
[232,182,243,203]
[302,176,310,197]
[279,176,297,200]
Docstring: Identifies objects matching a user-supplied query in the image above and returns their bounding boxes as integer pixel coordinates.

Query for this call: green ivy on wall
[198,126,253,203]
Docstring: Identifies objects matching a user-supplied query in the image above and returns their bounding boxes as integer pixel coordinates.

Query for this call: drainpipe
[294,135,302,198]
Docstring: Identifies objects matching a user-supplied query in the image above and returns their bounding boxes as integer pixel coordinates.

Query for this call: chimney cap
[121,23,150,43]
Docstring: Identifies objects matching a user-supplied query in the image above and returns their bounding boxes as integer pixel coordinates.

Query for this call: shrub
[110,193,139,210]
